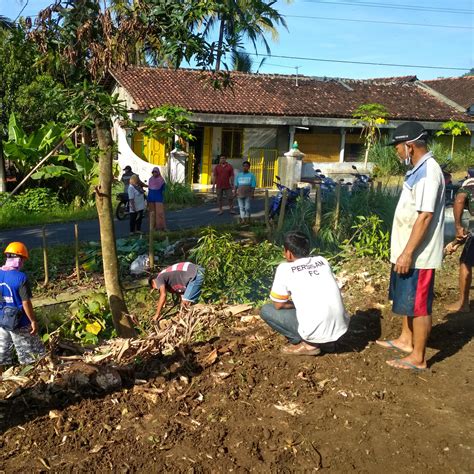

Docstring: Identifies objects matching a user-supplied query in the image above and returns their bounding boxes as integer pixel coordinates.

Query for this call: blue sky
[1,0,472,80]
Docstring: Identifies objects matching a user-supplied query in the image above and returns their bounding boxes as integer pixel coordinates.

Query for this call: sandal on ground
[376,340,412,353]
[281,342,321,356]
[386,359,427,371]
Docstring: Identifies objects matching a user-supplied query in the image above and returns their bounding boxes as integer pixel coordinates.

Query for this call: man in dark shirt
[212,155,236,215]
[149,262,205,321]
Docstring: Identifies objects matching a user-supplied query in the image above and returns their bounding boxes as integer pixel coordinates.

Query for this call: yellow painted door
[143,136,166,165]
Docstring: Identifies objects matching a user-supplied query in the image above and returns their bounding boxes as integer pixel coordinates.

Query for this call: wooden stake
[149,208,155,271]
[74,223,80,283]
[277,188,288,232]
[264,189,271,236]
[42,226,49,286]
[313,185,322,234]
[334,183,341,230]
[376,181,382,193]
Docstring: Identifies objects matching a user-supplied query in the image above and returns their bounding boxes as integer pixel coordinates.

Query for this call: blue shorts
[389,266,435,317]
[182,266,205,303]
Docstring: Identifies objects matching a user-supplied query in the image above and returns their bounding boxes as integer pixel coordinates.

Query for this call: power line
[284,14,472,30]
[247,52,470,71]
[304,0,473,15]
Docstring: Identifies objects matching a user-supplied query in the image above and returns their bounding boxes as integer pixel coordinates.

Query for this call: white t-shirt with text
[270,256,349,343]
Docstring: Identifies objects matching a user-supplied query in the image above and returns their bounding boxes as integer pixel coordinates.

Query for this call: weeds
[191,227,282,304]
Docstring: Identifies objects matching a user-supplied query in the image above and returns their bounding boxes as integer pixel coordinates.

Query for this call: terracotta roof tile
[423,76,474,109]
[111,67,473,122]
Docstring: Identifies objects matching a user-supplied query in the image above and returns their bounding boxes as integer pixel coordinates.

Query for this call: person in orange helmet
[0,242,44,371]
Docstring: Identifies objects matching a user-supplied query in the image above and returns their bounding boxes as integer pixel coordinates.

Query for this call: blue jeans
[260,303,302,344]
[237,197,251,218]
[182,266,205,303]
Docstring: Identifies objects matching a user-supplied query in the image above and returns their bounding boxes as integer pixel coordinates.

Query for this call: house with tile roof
[109,67,474,188]
[422,76,474,114]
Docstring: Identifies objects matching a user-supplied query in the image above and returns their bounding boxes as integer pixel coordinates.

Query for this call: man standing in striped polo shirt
[376,122,445,371]
[149,262,205,321]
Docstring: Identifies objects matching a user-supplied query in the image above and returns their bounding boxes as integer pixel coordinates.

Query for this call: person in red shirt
[212,154,236,215]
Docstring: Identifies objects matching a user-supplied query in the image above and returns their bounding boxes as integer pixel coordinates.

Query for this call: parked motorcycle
[268,176,311,220]
[116,192,130,220]
[348,165,372,193]
[442,164,462,207]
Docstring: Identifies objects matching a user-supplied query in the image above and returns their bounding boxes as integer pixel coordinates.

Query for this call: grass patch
[0,204,97,230]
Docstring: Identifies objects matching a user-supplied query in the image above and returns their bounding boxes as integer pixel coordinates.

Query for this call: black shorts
[460,234,474,267]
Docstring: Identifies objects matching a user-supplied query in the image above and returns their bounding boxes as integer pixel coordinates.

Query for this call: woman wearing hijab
[0,242,45,370]
[148,167,167,231]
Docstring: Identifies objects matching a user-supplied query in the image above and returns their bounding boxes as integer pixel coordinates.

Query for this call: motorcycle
[442,164,462,207]
[348,165,372,193]
[301,169,341,199]
[116,192,131,220]
[268,176,311,220]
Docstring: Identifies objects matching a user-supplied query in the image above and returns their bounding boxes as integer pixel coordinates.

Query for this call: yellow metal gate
[248,148,278,188]
[186,152,195,185]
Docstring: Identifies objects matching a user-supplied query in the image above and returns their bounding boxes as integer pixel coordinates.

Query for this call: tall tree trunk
[215,17,226,72]
[0,138,7,193]
[95,118,136,338]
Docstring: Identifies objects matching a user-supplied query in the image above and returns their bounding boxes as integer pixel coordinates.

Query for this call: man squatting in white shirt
[260,231,349,356]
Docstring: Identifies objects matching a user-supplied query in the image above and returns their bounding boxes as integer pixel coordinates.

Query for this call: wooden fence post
[42,226,49,286]
[149,208,155,272]
[277,188,288,232]
[264,189,271,237]
[376,181,382,193]
[74,223,80,283]
[334,183,341,231]
[313,185,322,234]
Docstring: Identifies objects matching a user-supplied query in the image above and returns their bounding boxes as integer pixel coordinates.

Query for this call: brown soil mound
[1,257,472,472]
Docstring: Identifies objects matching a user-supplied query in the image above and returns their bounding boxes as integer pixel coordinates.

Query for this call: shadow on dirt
[337,308,382,353]
[0,346,202,435]
[428,310,474,367]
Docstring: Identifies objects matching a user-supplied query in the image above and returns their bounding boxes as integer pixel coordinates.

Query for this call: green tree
[143,104,195,154]
[435,120,471,159]
[30,0,228,337]
[205,0,288,71]
[352,103,389,167]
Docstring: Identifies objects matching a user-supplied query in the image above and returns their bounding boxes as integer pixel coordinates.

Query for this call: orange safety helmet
[4,242,29,260]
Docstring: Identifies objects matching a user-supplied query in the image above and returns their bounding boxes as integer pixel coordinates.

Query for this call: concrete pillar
[282,141,305,189]
[168,148,187,183]
[339,128,346,163]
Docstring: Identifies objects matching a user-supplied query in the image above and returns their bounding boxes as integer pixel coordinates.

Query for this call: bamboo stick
[42,226,49,286]
[264,189,271,236]
[277,189,288,232]
[148,208,155,272]
[74,223,80,283]
[313,185,322,234]
[334,183,341,230]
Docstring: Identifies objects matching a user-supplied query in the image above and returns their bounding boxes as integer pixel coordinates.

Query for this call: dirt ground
[0,255,472,473]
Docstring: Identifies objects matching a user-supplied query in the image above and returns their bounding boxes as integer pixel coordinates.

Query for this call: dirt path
[1,258,472,472]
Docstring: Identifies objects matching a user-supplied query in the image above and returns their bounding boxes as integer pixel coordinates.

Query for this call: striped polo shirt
[154,262,198,294]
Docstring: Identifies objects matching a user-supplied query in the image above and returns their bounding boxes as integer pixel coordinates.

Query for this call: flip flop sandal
[281,344,321,356]
[386,359,427,372]
[376,340,412,353]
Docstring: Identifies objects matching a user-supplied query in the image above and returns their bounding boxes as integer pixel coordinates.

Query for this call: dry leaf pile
[0,303,254,401]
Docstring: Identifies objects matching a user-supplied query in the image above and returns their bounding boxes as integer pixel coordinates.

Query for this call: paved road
[0,199,266,250]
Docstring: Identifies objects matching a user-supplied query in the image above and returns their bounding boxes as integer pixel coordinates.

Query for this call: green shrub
[164,181,198,206]
[190,228,282,304]
[341,214,390,260]
[7,187,61,213]
[429,141,473,172]
[368,139,404,177]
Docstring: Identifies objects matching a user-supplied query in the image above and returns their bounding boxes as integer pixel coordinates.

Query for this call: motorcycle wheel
[116,201,128,220]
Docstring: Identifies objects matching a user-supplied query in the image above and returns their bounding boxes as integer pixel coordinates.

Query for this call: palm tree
[205,0,288,71]
[0,15,14,30]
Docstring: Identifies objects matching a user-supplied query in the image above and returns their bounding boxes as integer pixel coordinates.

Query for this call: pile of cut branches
[0,303,254,401]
